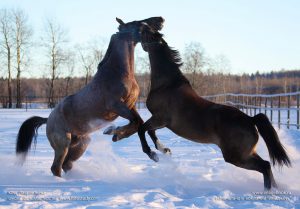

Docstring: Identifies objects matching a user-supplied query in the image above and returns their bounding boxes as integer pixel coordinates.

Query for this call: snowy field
[0,109,299,208]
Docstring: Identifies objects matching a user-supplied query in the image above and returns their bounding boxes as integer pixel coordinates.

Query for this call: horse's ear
[116,17,125,25]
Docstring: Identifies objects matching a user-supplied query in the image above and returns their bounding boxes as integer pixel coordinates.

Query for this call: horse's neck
[148,45,186,90]
[95,35,135,77]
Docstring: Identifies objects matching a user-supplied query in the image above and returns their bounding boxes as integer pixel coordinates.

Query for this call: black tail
[253,113,291,167]
[16,116,47,161]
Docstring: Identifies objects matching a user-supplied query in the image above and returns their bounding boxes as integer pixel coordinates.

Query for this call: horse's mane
[161,39,183,68]
[97,35,115,70]
[97,32,135,70]
[150,37,189,88]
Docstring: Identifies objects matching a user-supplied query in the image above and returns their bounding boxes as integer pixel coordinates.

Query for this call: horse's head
[140,23,164,52]
[116,17,164,43]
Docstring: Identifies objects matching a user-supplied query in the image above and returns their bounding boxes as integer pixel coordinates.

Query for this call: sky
[0,0,299,75]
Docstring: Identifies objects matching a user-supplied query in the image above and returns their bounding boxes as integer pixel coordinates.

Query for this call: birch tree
[12,9,32,108]
[0,9,13,107]
[42,19,68,107]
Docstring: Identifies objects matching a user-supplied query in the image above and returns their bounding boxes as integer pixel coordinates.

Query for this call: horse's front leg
[104,103,143,141]
[148,130,171,154]
[138,116,170,162]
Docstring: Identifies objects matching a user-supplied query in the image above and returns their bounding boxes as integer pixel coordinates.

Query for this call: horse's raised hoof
[62,161,73,173]
[164,148,172,155]
[51,165,62,177]
[112,134,119,142]
[103,125,117,135]
[148,151,159,162]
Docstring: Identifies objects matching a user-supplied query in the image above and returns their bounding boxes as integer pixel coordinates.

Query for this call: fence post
[264,97,267,115]
[246,96,249,115]
[297,94,299,129]
[254,97,257,115]
[25,97,28,112]
[259,97,262,113]
[270,97,273,122]
[278,96,281,129]
[242,95,245,112]
[249,96,251,115]
[287,95,290,129]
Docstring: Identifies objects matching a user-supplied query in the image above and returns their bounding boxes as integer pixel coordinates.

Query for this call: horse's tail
[16,116,48,162]
[253,113,291,167]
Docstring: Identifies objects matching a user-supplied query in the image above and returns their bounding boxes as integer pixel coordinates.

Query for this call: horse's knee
[138,126,146,136]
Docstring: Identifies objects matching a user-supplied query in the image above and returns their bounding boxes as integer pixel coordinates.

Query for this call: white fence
[204,92,300,129]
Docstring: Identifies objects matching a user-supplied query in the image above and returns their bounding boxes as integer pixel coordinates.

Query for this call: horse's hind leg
[252,153,277,188]
[49,133,71,177]
[223,152,276,190]
[62,135,91,173]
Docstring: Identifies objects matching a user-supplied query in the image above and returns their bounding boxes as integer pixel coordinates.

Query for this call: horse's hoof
[103,125,117,135]
[148,151,159,162]
[112,134,119,142]
[51,166,62,177]
[62,161,73,173]
[164,148,172,155]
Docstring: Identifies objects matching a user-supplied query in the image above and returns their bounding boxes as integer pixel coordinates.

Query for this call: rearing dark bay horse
[16,17,164,177]
[138,25,291,190]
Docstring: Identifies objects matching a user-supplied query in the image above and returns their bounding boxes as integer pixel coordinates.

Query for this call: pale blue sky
[1,0,299,75]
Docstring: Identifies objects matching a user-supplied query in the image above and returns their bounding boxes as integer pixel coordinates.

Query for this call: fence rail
[204,92,300,129]
[1,93,300,129]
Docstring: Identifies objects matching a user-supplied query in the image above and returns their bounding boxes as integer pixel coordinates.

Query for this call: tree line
[0,8,105,108]
[1,68,299,108]
[1,8,299,108]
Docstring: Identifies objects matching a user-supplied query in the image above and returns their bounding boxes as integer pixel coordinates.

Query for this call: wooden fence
[204,92,300,129]
[2,93,300,129]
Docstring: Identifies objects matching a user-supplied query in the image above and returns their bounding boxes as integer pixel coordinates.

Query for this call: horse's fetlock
[142,146,151,154]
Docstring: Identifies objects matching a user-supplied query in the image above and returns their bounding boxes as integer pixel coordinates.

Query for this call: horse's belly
[87,118,109,133]
[167,124,220,145]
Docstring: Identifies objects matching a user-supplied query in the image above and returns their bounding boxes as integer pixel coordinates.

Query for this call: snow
[0,108,299,208]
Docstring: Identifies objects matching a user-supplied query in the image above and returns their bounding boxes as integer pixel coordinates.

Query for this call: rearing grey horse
[16,17,164,177]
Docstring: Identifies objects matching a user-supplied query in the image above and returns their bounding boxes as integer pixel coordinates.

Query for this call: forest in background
[0,69,299,107]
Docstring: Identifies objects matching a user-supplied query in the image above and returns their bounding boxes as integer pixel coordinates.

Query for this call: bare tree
[12,9,32,108]
[183,42,206,94]
[42,19,68,107]
[0,9,13,108]
[64,49,75,96]
[210,54,231,94]
[77,40,105,85]
[135,48,151,97]
[91,39,105,65]
[77,44,95,85]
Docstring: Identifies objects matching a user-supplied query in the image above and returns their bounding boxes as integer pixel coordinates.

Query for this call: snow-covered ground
[0,109,299,208]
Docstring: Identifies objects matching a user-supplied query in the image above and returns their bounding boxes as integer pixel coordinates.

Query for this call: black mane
[148,37,190,90]
[97,35,115,70]
[161,39,183,67]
